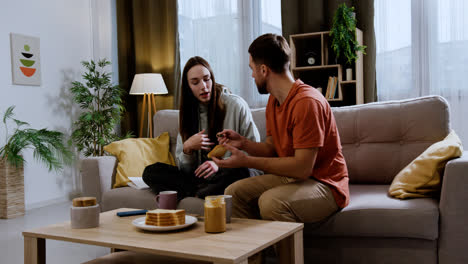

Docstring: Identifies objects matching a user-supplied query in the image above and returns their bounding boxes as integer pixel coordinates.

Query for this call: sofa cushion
[103,133,175,188]
[101,187,157,212]
[154,110,179,158]
[333,96,450,184]
[305,184,439,240]
[251,107,267,142]
[389,130,463,199]
[103,185,438,241]
[101,187,206,213]
[177,197,205,216]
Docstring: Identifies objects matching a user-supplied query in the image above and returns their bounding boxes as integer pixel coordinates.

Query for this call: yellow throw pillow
[103,132,175,188]
[389,130,463,199]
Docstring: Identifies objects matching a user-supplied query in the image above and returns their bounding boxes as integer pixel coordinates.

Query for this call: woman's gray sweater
[176,90,260,175]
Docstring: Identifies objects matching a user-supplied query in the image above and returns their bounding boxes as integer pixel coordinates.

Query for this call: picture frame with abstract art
[10,33,41,86]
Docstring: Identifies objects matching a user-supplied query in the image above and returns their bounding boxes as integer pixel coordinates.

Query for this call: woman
[143,56,260,199]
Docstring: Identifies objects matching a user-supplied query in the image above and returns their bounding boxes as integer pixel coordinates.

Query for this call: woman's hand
[195,161,219,179]
[217,129,245,149]
[183,129,214,154]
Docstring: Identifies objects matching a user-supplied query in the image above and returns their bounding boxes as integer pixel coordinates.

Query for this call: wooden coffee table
[23,208,304,264]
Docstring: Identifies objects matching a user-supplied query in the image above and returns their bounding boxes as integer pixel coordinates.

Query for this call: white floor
[1,201,109,264]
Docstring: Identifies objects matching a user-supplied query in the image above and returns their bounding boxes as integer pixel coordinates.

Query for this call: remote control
[116,209,148,217]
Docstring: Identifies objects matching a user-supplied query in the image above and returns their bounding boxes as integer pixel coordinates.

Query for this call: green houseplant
[0,106,73,170]
[330,3,366,65]
[70,59,130,157]
[0,106,73,218]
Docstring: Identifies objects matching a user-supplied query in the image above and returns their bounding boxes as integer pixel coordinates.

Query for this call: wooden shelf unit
[290,29,364,106]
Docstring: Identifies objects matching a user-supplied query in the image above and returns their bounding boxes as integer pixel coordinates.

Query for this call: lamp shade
[129,73,168,95]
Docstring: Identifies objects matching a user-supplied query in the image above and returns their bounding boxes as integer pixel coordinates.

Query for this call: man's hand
[212,144,248,168]
[183,129,214,154]
[194,161,219,179]
[217,129,245,149]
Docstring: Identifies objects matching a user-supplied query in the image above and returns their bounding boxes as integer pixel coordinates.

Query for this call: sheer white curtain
[178,0,282,108]
[375,0,468,145]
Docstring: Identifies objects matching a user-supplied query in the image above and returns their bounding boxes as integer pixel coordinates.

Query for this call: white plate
[132,215,197,231]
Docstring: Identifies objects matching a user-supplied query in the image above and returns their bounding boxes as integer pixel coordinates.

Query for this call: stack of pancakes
[145,209,185,226]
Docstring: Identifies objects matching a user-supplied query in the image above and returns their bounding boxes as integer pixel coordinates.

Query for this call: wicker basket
[0,159,25,219]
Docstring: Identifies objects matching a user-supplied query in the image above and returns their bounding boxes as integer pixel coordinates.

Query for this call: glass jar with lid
[204,195,226,233]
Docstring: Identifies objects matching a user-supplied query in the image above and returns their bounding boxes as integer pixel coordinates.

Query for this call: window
[375,0,468,145]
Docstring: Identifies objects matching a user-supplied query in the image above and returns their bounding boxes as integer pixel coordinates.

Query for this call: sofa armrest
[81,156,117,204]
[439,151,468,264]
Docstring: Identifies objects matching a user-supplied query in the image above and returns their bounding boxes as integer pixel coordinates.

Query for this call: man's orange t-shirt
[266,79,349,208]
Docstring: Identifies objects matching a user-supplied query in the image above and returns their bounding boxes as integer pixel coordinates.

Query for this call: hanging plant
[330,3,367,65]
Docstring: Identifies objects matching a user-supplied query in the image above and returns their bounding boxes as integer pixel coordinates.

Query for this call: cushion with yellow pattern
[104,132,175,188]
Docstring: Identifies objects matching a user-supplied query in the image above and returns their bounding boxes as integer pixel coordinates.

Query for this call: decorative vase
[0,159,25,219]
[346,68,353,81]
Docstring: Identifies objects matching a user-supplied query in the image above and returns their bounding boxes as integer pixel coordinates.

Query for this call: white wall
[0,0,118,209]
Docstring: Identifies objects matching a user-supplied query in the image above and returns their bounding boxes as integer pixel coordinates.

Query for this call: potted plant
[70,59,131,157]
[0,106,73,218]
[330,3,366,80]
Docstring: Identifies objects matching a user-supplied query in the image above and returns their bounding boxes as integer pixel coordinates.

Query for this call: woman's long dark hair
[179,56,226,146]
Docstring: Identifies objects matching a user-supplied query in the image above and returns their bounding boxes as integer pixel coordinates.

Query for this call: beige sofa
[81,95,468,264]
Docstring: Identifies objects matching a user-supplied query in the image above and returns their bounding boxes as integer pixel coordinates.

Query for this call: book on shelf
[325,76,338,100]
[333,80,340,99]
[325,76,332,99]
[330,76,338,99]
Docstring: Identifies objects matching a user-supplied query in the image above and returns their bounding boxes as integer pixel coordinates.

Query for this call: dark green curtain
[116,0,180,137]
[281,0,376,103]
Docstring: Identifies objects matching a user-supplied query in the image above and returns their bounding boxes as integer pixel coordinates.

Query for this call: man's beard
[256,80,268,94]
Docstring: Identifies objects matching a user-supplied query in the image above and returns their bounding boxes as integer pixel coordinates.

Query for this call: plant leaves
[330,3,366,64]
[1,121,73,170]
[13,118,29,127]
[69,59,133,157]
[3,106,15,124]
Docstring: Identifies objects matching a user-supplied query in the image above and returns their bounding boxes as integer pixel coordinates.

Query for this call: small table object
[70,197,100,229]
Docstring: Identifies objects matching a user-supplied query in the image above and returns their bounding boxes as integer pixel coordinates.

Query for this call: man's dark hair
[248,33,291,73]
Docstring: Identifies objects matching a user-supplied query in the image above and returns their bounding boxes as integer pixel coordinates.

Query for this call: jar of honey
[204,195,226,233]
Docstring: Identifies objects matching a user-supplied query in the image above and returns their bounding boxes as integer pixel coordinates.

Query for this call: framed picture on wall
[10,33,42,86]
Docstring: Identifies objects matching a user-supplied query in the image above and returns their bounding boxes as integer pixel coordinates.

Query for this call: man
[212,33,349,224]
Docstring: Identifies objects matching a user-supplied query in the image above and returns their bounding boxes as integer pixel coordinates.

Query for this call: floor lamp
[129,73,168,138]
